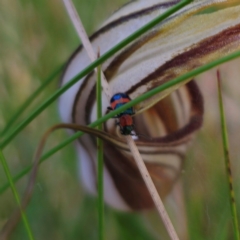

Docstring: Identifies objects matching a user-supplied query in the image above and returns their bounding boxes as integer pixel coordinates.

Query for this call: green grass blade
[0,166,32,194]
[0,0,193,149]
[96,64,104,240]
[0,64,64,137]
[217,73,240,240]
[1,50,240,195]
[0,149,34,240]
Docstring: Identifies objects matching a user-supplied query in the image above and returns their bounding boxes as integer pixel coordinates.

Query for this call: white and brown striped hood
[59,0,240,210]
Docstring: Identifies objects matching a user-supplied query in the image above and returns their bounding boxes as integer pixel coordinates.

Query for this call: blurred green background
[1,0,240,239]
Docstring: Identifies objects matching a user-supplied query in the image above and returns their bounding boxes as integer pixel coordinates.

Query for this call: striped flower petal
[59,0,240,210]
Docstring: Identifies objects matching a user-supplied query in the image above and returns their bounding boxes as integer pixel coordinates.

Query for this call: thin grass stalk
[62,0,107,236]
[0,0,193,150]
[217,71,240,240]
[125,136,179,240]
[0,64,63,137]
[0,149,34,240]
[62,0,111,98]
[97,63,104,240]
[1,50,240,195]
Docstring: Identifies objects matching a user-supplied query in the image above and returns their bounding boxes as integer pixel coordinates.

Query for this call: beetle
[108,93,134,117]
[117,114,134,135]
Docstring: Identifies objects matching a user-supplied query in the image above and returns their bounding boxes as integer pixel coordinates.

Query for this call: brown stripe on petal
[144,93,180,135]
[104,141,182,210]
[139,151,185,159]
[88,0,180,46]
[146,161,183,197]
[152,80,203,143]
[103,30,157,81]
[128,23,240,94]
[103,142,153,209]
[85,82,97,124]
[104,138,188,154]
[72,72,94,125]
[71,72,100,193]
[103,140,185,210]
